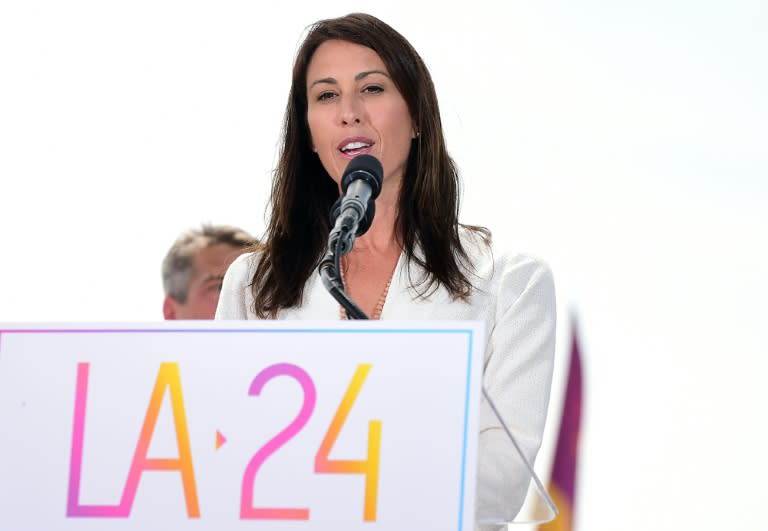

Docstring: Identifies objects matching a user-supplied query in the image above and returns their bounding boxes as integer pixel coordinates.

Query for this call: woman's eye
[317,91,336,101]
[363,85,384,94]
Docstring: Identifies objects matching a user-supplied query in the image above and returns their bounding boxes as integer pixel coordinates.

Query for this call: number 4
[315,364,382,521]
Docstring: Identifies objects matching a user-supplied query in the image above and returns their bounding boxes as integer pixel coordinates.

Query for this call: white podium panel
[0,322,483,531]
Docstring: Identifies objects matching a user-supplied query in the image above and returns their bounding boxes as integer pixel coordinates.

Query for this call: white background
[1,1,766,529]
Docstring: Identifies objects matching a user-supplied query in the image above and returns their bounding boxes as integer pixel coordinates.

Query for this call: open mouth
[338,139,374,157]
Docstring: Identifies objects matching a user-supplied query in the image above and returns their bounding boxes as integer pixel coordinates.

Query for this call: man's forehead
[193,244,246,275]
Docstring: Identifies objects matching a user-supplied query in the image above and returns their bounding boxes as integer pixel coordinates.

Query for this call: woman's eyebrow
[355,69,390,81]
[309,70,390,89]
[309,77,337,89]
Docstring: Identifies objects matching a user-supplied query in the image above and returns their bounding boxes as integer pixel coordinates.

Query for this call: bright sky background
[1,1,766,530]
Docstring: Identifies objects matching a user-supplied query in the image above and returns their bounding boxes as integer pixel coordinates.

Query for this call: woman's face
[306,39,416,190]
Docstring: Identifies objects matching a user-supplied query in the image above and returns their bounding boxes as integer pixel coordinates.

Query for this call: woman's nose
[338,96,362,125]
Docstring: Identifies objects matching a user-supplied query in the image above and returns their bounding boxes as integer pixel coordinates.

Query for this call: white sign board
[0,321,483,530]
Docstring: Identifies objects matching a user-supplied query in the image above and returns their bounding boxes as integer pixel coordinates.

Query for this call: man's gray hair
[162,224,256,303]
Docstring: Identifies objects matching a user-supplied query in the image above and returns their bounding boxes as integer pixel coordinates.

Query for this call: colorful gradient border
[0,326,477,530]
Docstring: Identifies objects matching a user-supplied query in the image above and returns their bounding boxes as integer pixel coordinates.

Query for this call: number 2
[240,363,316,520]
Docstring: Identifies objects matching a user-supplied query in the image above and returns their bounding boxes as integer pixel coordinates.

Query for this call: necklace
[338,258,397,320]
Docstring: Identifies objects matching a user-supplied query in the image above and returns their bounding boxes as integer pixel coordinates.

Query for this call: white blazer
[216,229,556,528]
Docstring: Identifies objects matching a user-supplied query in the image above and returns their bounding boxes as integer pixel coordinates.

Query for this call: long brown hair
[251,12,489,317]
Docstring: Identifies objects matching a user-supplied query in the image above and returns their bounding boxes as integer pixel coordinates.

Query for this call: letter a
[120,362,200,517]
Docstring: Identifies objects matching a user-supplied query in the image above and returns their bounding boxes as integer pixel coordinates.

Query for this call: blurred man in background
[162,224,256,319]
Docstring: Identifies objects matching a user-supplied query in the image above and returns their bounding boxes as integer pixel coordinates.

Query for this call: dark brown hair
[251,12,489,317]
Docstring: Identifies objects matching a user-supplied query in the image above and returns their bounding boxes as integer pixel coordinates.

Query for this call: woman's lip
[336,136,376,151]
[338,146,374,159]
[337,137,376,160]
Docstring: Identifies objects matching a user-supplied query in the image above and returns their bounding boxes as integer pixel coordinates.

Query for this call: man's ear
[163,295,178,320]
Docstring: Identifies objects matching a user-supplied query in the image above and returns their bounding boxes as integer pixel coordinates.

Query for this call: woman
[217,12,556,527]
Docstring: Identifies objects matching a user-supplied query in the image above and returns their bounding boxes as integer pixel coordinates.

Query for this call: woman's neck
[352,195,401,255]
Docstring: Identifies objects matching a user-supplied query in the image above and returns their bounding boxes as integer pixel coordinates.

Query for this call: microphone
[318,154,383,319]
[328,154,383,256]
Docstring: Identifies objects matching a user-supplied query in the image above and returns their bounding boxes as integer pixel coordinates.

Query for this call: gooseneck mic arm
[318,154,384,320]
[319,234,369,319]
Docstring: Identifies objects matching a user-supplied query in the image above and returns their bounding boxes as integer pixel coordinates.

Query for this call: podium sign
[0,322,483,530]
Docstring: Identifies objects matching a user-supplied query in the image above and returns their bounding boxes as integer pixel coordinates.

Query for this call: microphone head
[341,154,383,199]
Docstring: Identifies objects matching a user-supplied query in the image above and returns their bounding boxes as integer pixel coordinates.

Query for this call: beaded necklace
[338,258,397,320]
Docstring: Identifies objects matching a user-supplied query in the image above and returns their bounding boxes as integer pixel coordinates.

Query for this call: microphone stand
[318,226,369,320]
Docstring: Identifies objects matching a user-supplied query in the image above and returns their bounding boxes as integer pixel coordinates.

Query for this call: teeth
[341,141,371,152]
